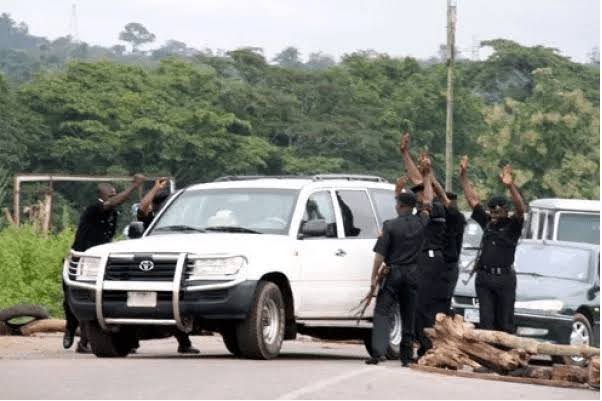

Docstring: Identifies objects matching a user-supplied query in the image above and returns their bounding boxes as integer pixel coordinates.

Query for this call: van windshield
[557,213,600,245]
[149,188,299,235]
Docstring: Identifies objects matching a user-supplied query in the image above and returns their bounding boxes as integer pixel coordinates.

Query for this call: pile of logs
[415,313,600,390]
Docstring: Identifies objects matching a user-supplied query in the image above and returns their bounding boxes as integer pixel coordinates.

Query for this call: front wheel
[563,313,594,366]
[85,321,136,358]
[236,281,285,359]
[221,325,242,356]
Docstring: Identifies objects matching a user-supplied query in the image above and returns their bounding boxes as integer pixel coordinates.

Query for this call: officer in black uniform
[366,155,434,367]
[63,174,145,352]
[459,156,525,333]
[134,178,200,354]
[441,192,466,311]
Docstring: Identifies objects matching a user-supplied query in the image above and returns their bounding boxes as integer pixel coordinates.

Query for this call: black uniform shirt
[442,206,466,263]
[471,204,524,268]
[422,201,446,251]
[373,211,429,266]
[71,200,118,252]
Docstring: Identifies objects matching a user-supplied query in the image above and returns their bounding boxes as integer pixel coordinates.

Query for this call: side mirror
[126,221,145,239]
[300,219,329,238]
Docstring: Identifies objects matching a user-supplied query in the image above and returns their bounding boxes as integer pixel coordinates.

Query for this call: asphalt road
[0,334,597,399]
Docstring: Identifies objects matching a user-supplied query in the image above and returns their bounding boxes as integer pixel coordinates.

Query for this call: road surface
[0,334,597,399]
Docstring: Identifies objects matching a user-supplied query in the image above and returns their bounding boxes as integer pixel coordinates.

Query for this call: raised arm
[459,156,480,209]
[430,173,451,208]
[419,153,434,208]
[399,133,423,185]
[103,174,145,209]
[500,164,525,219]
[394,175,408,197]
[139,177,168,216]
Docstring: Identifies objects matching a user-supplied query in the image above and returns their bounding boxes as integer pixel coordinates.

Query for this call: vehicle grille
[104,257,177,281]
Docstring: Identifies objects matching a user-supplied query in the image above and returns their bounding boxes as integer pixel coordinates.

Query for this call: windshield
[557,212,600,245]
[149,188,299,235]
[462,218,483,249]
[514,244,592,282]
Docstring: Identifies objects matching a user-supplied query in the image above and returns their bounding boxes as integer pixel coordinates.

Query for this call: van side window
[335,190,378,239]
[369,189,397,226]
[300,191,337,238]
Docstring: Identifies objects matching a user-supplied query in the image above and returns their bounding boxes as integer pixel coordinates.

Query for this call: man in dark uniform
[441,192,466,311]
[399,133,448,357]
[459,156,525,333]
[63,174,145,352]
[366,154,434,367]
[134,178,200,354]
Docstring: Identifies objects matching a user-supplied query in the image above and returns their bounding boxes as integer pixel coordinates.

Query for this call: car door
[295,189,348,317]
[330,188,381,317]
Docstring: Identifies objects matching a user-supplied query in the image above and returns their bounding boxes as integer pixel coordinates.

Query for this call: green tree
[119,22,156,53]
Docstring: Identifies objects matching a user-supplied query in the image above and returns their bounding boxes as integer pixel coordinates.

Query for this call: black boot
[63,331,75,349]
[364,356,386,365]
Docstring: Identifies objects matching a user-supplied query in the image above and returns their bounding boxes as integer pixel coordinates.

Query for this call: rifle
[351,264,390,324]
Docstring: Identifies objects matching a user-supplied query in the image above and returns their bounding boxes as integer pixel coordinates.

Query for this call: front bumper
[452,304,573,344]
[64,251,257,332]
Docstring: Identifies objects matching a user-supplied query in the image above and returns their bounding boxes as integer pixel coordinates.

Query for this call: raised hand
[133,173,146,187]
[500,164,514,187]
[394,175,408,195]
[418,152,432,176]
[399,132,410,154]
[459,155,468,176]
[155,177,168,189]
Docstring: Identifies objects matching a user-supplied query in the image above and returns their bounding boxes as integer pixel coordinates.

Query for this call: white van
[524,198,600,245]
[63,175,403,359]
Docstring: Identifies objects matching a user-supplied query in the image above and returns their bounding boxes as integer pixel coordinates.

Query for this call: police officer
[135,178,200,354]
[459,156,525,333]
[441,192,466,311]
[366,154,434,367]
[63,174,145,352]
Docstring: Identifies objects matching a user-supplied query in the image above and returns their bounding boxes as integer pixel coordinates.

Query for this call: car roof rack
[213,174,389,183]
[312,174,388,183]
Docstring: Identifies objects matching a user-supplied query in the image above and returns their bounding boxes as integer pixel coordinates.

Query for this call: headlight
[189,256,246,277]
[514,300,564,312]
[76,257,101,281]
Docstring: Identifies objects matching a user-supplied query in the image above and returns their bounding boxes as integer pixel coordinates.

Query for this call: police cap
[396,190,417,207]
[487,195,509,209]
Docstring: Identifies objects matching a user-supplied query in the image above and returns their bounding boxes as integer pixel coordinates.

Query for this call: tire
[236,281,285,360]
[221,326,242,356]
[562,313,594,367]
[84,321,135,358]
[0,304,49,322]
[363,307,402,360]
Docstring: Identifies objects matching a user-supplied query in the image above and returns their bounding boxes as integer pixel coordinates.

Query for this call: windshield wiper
[515,271,546,278]
[153,225,206,233]
[204,226,262,234]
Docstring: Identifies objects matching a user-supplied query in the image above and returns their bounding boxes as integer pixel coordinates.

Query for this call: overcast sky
[2,0,600,62]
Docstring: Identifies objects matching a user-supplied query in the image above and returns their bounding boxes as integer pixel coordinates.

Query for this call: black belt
[390,262,417,268]
[480,266,514,275]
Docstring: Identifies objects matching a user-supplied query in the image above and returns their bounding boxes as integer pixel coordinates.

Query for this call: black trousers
[444,262,459,311]
[415,252,448,354]
[371,264,418,363]
[475,270,516,333]
[62,278,88,344]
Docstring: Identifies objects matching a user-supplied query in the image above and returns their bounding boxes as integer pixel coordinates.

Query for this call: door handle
[335,249,347,257]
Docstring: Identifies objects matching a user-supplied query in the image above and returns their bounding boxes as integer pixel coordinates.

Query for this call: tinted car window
[557,213,600,245]
[300,191,337,238]
[335,190,378,239]
[369,189,397,226]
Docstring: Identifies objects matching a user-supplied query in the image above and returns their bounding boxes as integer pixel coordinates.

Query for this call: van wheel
[560,313,593,367]
[236,281,285,359]
[221,325,242,356]
[364,308,402,360]
[85,321,135,358]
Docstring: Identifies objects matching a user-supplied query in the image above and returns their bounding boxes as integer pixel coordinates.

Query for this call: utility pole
[444,0,457,191]
[68,3,79,43]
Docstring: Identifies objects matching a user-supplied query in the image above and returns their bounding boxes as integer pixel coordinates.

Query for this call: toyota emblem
[138,260,154,271]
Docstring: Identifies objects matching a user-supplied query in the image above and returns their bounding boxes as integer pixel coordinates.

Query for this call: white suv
[63,175,402,359]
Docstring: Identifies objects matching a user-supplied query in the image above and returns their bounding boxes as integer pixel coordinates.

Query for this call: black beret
[487,195,509,209]
[410,183,424,193]
[396,190,417,207]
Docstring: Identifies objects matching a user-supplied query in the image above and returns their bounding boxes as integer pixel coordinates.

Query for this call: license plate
[464,308,480,323]
[127,291,157,308]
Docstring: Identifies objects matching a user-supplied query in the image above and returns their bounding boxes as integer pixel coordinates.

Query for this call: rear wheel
[85,321,136,358]
[236,282,285,359]
[364,307,402,360]
[564,313,593,366]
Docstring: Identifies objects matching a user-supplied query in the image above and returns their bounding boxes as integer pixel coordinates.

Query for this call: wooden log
[410,364,592,390]
[465,328,600,357]
[20,319,66,336]
[588,356,600,388]
[551,365,589,384]
[457,339,529,372]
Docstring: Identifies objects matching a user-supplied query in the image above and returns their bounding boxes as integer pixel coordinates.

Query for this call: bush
[0,225,74,317]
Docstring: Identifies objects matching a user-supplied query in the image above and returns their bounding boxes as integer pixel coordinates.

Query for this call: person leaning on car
[459,156,525,333]
[63,174,145,353]
[134,177,200,354]
[365,154,434,367]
